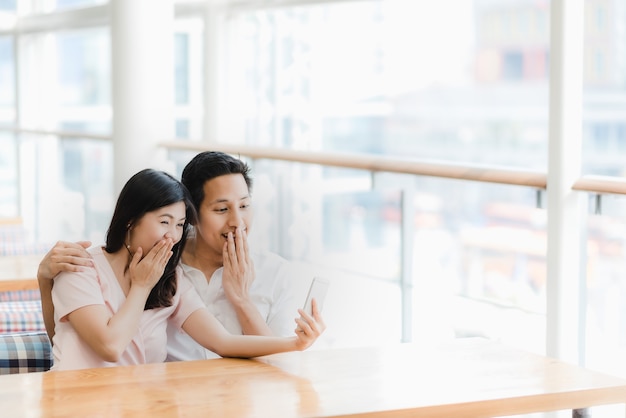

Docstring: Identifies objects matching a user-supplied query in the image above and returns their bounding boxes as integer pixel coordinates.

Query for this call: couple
[37,151,325,370]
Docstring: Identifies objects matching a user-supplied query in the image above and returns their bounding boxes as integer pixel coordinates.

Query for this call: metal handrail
[161,140,626,195]
[160,140,548,188]
[3,126,626,194]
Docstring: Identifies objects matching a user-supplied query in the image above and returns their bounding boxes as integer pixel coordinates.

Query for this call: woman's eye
[161,221,170,225]
[177,223,185,228]
[215,208,227,213]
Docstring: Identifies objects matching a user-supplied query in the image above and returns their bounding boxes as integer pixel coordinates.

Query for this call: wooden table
[1,338,625,417]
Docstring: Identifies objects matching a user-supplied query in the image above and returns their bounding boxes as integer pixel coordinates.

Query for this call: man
[38,151,303,360]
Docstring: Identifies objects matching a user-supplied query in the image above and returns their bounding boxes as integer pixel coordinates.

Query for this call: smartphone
[302,277,330,315]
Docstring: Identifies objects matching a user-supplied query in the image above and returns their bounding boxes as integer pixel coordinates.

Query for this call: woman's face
[194,174,253,260]
[128,201,187,255]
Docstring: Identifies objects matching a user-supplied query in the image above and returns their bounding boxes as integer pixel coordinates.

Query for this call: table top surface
[2,338,626,417]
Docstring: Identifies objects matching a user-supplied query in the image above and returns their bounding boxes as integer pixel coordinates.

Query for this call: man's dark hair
[181,151,253,212]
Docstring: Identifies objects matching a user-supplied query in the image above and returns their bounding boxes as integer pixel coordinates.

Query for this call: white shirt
[166,250,299,360]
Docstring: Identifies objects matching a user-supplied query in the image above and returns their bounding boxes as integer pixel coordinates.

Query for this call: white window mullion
[546,0,585,364]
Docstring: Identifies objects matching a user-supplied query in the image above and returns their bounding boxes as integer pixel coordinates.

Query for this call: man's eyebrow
[209,195,250,204]
[208,198,228,204]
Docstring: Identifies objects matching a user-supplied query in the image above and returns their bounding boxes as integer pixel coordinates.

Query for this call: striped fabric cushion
[0,300,41,312]
[0,331,53,374]
[0,289,41,302]
[0,301,45,334]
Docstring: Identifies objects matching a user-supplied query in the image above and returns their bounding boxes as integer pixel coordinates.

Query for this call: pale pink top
[51,246,205,371]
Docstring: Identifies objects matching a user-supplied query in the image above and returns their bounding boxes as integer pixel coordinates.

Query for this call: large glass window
[35,0,106,13]
[579,0,626,383]
[56,0,105,8]
[209,0,554,355]
[219,0,550,171]
[16,26,111,244]
[0,133,17,218]
[0,37,16,218]
[0,36,13,123]
[19,27,110,133]
[583,0,626,177]
[0,0,15,12]
[174,17,204,140]
[584,195,626,378]
[16,133,112,246]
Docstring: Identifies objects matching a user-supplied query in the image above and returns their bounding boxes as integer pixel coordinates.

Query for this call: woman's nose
[164,226,178,241]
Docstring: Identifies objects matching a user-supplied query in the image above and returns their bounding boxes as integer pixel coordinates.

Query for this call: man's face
[195,173,253,260]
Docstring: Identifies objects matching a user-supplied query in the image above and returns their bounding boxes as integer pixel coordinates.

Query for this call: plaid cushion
[0,289,41,302]
[0,331,53,374]
[0,301,45,333]
[0,300,41,312]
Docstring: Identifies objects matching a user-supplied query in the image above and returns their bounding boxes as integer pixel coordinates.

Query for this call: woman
[51,169,324,370]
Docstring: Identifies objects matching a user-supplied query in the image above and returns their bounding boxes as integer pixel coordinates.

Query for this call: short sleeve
[52,267,105,322]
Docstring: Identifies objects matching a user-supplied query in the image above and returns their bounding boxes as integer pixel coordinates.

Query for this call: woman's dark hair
[181,151,253,212]
[105,168,197,309]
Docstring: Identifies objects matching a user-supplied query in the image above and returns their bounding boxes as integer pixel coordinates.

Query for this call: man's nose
[228,209,243,226]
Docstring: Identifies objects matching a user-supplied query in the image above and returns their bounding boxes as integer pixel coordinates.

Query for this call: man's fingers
[224,231,238,272]
[58,262,89,273]
[243,229,251,263]
[66,256,94,267]
[235,227,246,260]
[228,231,237,259]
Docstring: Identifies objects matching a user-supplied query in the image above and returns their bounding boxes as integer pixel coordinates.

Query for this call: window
[0,36,14,120]
[583,1,626,175]
[219,0,550,170]
[173,17,203,140]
